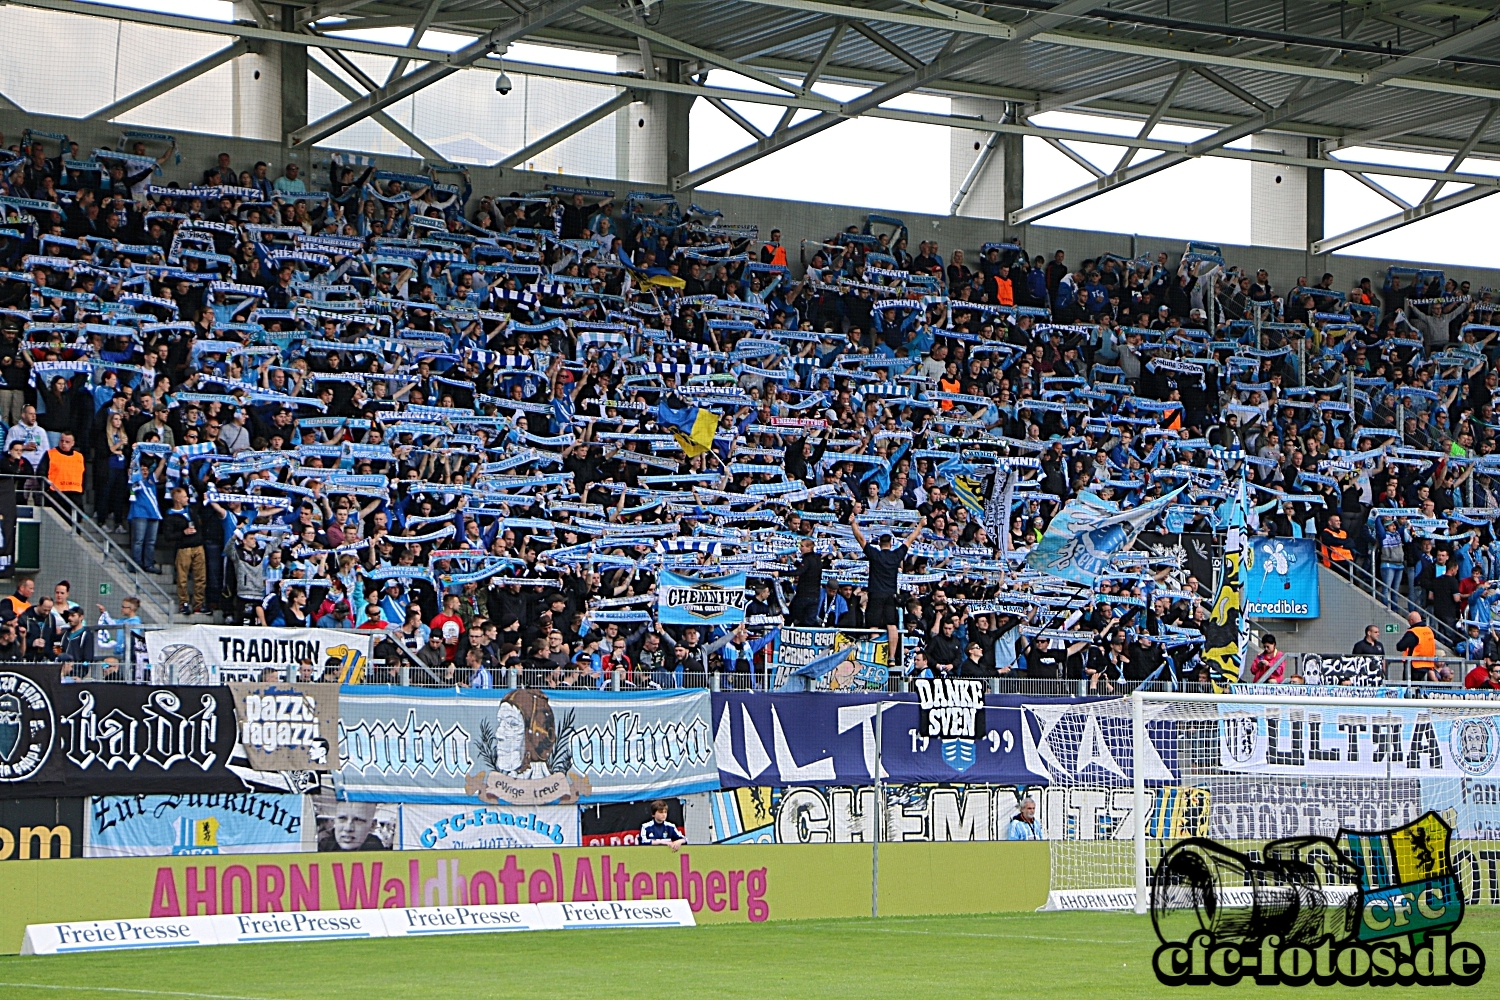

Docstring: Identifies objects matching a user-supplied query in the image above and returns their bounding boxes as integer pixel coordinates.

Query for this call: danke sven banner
[336,687,718,806]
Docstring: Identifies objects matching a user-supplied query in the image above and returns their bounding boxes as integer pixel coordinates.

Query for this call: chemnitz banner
[336,687,719,806]
[656,570,747,626]
[227,683,340,771]
[0,670,245,798]
[145,626,373,684]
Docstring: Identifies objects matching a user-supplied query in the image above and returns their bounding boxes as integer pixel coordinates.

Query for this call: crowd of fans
[1,123,1499,691]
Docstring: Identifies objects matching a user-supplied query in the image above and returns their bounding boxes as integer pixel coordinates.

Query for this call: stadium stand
[2,118,1499,693]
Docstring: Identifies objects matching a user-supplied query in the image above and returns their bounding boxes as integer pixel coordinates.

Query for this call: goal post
[1039,689,1500,913]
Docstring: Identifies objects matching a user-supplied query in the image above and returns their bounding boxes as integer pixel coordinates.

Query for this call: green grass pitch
[2,909,1498,999]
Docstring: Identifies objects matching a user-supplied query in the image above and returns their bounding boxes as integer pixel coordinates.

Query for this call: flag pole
[872,702,882,918]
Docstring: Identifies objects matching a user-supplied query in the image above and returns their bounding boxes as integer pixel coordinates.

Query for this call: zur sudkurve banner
[0,841,1050,953]
[335,687,719,806]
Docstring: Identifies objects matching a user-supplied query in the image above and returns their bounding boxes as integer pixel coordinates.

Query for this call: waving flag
[1026,486,1185,584]
[657,395,719,458]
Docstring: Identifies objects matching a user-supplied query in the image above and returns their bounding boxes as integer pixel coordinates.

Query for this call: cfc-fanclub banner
[0,841,1052,952]
[0,670,245,798]
[335,687,719,806]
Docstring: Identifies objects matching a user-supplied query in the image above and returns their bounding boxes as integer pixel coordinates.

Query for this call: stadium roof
[16,0,1500,250]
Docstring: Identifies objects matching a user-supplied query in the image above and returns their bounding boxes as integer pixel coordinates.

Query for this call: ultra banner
[656,570,747,626]
[145,626,373,685]
[770,628,888,691]
[711,692,1044,788]
[0,670,245,798]
[1218,704,1500,778]
[1243,536,1320,618]
[336,687,719,806]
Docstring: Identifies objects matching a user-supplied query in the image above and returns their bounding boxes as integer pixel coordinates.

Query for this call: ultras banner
[0,669,245,798]
[711,693,1047,788]
[336,687,719,806]
[145,626,373,684]
[1218,704,1500,778]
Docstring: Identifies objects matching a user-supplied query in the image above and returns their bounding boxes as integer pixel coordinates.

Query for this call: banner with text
[1218,704,1500,778]
[0,669,246,798]
[145,626,373,685]
[336,687,718,806]
[711,693,1045,788]
[227,682,340,771]
[656,570,747,626]
[1243,536,1320,618]
[84,794,307,857]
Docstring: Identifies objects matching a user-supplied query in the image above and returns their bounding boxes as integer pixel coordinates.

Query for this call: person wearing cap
[1248,634,1286,684]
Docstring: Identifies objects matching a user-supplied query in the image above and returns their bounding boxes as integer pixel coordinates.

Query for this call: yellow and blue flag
[657,396,719,458]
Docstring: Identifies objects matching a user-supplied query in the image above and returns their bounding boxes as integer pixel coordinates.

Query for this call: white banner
[398,804,579,850]
[1218,704,1500,778]
[145,626,373,684]
[21,900,694,954]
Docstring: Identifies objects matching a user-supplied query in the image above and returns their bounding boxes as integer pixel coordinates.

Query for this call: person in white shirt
[4,405,48,468]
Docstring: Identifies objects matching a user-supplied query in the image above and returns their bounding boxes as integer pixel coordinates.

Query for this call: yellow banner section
[0,842,1048,954]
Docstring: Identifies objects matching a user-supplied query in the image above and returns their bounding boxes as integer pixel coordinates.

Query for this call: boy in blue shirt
[640,801,686,851]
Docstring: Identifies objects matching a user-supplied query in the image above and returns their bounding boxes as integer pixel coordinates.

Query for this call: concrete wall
[5,106,1500,293]
[1252,566,1413,658]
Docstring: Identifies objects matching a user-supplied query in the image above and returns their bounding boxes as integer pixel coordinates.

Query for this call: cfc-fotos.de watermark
[1150,812,1485,987]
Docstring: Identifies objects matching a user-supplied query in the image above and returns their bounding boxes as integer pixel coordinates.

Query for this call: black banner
[915,678,987,739]
[0,669,245,798]
[0,797,84,859]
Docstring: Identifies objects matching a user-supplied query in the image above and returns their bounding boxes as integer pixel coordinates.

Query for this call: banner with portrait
[769,628,889,691]
[335,687,718,806]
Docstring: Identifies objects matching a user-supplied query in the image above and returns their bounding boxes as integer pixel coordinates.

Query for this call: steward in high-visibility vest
[39,433,84,498]
[1319,516,1353,566]
[760,229,787,267]
[1397,613,1437,679]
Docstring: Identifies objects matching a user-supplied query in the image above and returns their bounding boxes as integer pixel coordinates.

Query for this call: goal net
[1030,692,1500,912]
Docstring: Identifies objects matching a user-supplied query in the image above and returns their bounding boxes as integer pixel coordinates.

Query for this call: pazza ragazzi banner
[335,687,719,806]
[0,670,245,798]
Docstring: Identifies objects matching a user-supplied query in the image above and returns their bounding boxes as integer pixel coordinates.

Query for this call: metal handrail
[3,474,178,622]
[1349,549,1465,651]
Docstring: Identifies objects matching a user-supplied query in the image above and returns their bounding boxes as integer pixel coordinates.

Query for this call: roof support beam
[92,40,247,121]
[290,0,596,149]
[383,0,446,86]
[1031,67,1181,115]
[1312,183,1497,254]
[581,7,800,96]
[497,89,634,169]
[951,131,999,214]
[1191,65,1273,114]
[307,52,450,163]
[1345,170,1413,211]
[1010,11,1500,225]
[1417,100,1499,205]
[773,21,845,133]
[1114,66,1188,172]
[672,0,1107,191]
[297,0,384,28]
[848,21,924,71]
[706,97,767,139]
